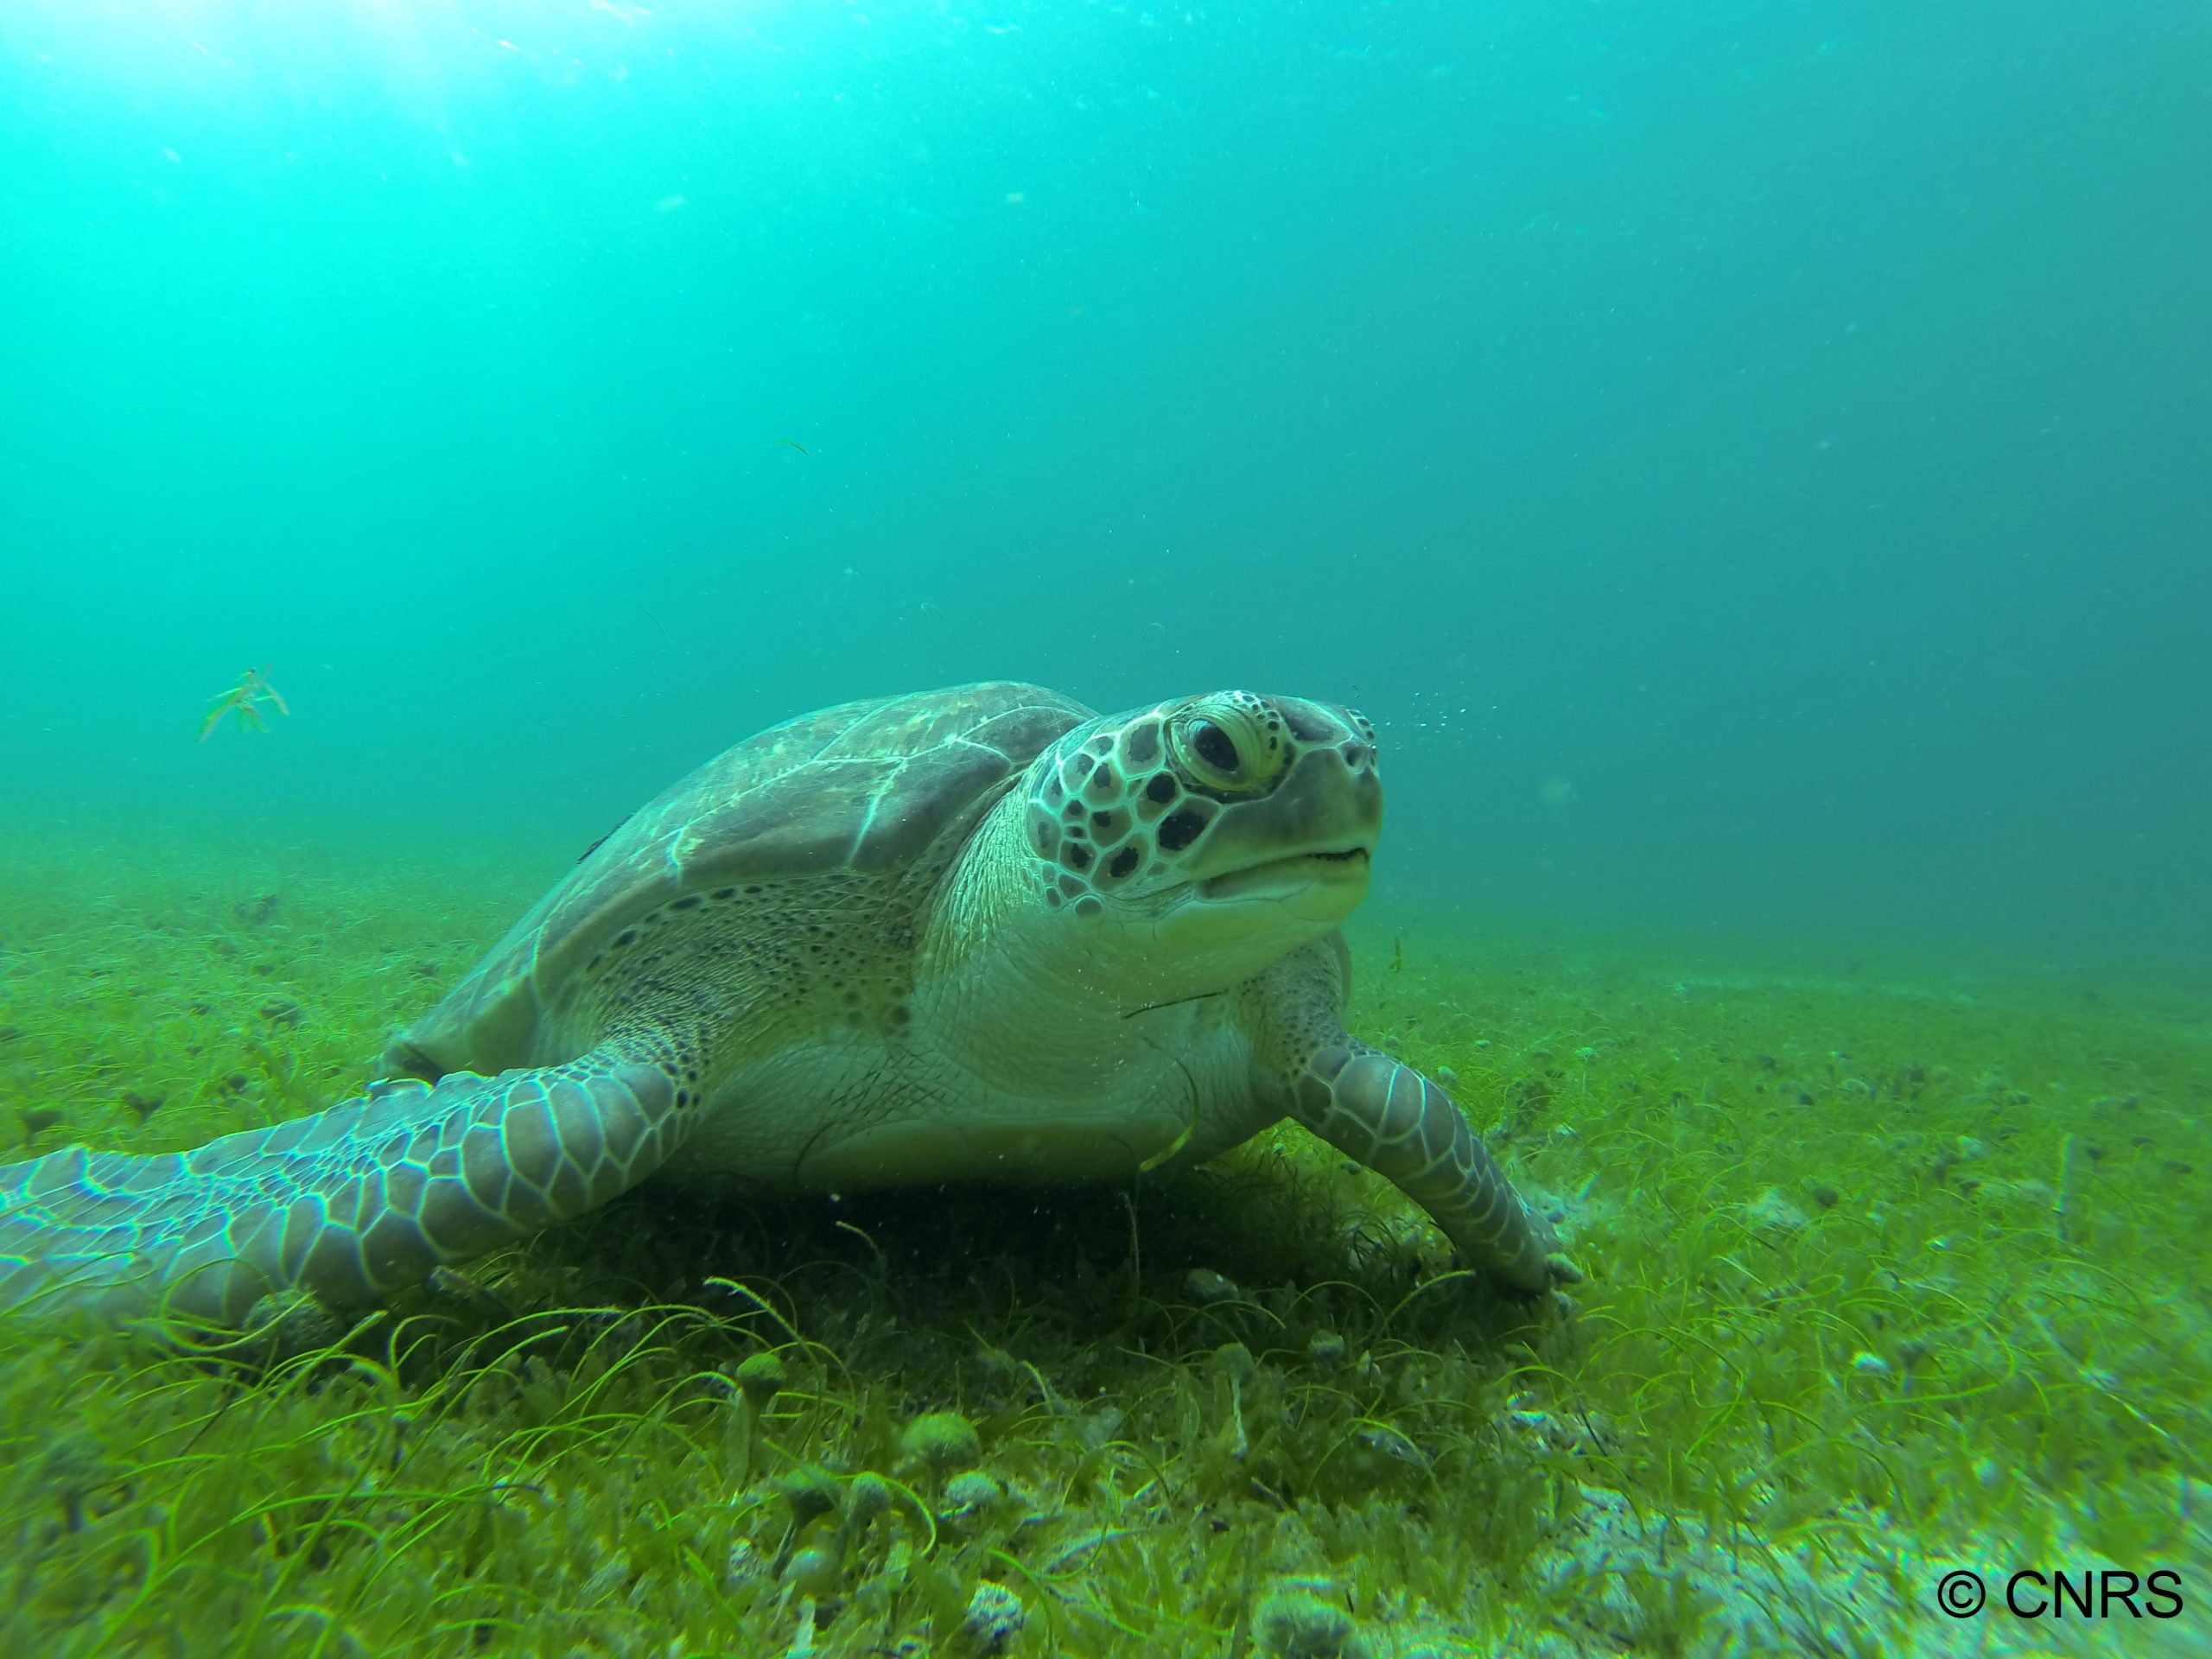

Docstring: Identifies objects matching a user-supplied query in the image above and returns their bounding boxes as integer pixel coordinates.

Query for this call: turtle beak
[1196,847,1372,924]
[1186,741,1380,922]
[1192,742,1380,868]
[1198,847,1370,902]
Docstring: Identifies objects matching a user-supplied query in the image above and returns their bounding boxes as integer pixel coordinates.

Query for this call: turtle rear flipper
[0,1052,682,1328]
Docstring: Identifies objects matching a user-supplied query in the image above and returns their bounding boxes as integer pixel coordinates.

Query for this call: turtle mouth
[1198,846,1370,901]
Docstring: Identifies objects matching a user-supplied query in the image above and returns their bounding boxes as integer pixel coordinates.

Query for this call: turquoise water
[3,1,2207,962]
[3,11,2211,1653]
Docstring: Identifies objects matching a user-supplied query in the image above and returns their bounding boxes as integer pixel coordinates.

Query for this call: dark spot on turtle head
[671,894,702,912]
[613,928,640,950]
[1084,765,1122,804]
[1157,807,1208,852]
[1064,842,1094,872]
[1108,846,1141,880]
[1123,720,1162,766]
[890,1002,912,1027]
[744,884,763,895]
[711,886,737,901]
[1145,772,1178,804]
[1043,774,1066,808]
[1033,818,1057,855]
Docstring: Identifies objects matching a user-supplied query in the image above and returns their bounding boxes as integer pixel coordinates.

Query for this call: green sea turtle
[0,683,1569,1328]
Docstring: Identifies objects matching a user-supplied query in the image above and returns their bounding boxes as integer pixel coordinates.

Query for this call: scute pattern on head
[389,683,1092,1078]
[1027,711,1188,919]
[1020,691,1380,920]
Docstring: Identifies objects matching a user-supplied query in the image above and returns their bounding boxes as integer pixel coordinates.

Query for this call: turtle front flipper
[0,1051,682,1329]
[1243,942,1568,1299]
[1285,1040,1562,1296]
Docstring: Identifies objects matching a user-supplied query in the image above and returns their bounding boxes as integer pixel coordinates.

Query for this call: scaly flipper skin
[0,1052,680,1327]
[1286,1041,1557,1295]
[1244,941,1567,1297]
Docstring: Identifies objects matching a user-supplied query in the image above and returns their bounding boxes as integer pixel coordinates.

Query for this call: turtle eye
[1172,714,1255,791]
[1191,720,1238,772]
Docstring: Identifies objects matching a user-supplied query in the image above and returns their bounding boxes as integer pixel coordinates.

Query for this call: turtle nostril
[1342,741,1373,770]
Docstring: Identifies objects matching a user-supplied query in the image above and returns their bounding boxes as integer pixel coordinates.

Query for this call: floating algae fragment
[197,664,289,741]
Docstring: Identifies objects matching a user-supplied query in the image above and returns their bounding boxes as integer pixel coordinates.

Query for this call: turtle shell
[385,682,1092,1078]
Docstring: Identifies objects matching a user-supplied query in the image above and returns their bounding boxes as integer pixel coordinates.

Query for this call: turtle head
[1013,691,1381,1000]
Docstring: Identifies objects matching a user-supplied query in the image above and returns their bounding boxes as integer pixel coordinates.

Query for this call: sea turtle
[0,683,1569,1328]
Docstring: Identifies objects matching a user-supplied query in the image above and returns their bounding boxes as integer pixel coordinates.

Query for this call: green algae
[2,823,2209,1656]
